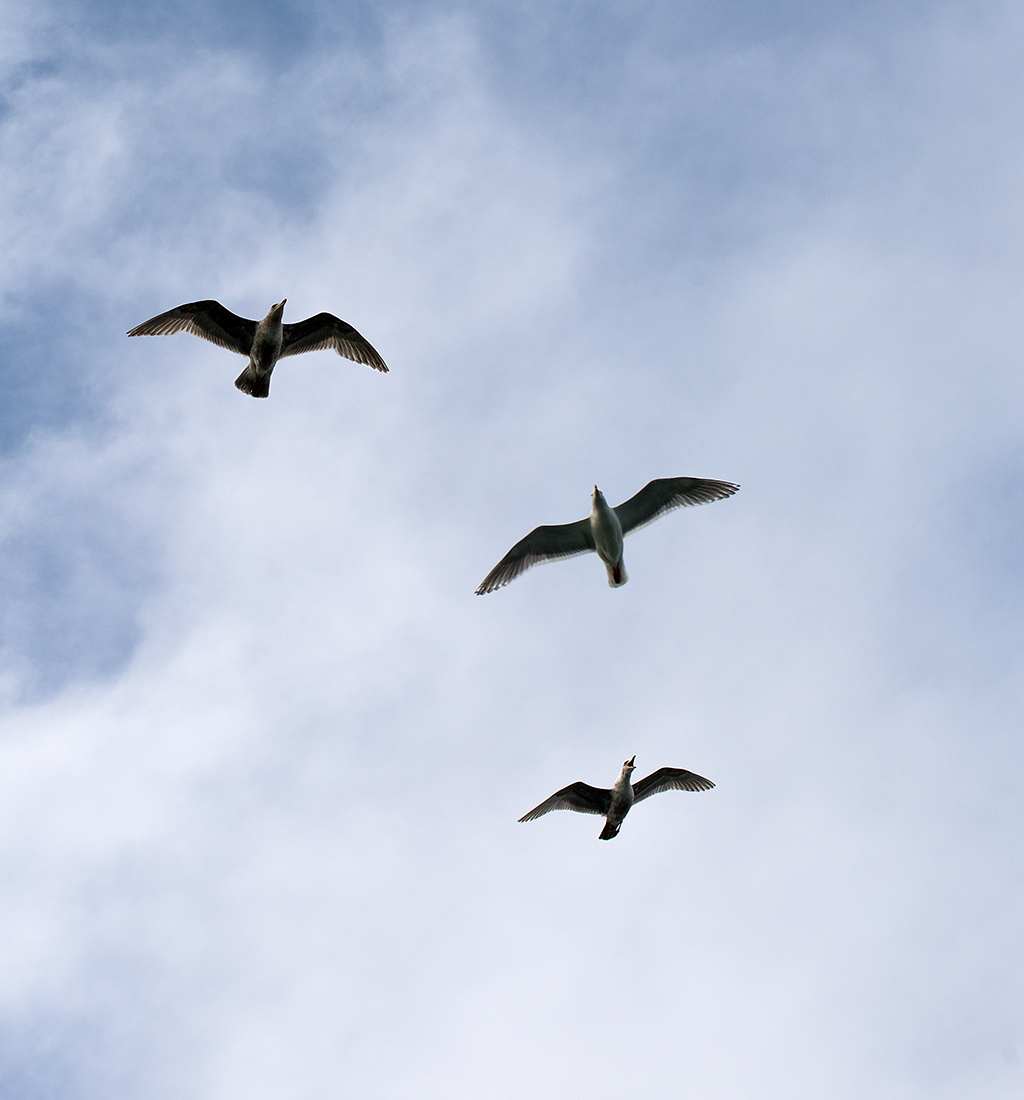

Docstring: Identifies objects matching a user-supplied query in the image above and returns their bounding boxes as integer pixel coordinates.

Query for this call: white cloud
[0,3,1021,1098]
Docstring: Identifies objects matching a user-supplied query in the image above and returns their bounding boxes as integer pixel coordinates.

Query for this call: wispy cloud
[0,3,1021,1098]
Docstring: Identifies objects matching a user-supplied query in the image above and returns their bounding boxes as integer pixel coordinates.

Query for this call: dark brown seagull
[127,299,387,398]
[519,756,715,840]
[476,477,739,594]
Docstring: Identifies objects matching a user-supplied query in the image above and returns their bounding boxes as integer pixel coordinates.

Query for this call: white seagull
[127,299,387,398]
[476,477,739,594]
[519,756,715,840]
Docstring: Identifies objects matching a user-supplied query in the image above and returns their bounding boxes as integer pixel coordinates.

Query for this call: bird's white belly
[590,505,624,565]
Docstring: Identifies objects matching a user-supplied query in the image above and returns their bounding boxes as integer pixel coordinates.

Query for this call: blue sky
[0,1,1022,1097]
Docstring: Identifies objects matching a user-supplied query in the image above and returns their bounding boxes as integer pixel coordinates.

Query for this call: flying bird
[127,299,388,398]
[476,477,739,594]
[519,756,715,840]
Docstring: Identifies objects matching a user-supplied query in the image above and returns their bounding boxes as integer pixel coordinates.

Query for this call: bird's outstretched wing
[614,477,739,536]
[127,300,256,355]
[632,767,715,803]
[475,519,595,595]
[518,782,612,822]
[280,313,388,372]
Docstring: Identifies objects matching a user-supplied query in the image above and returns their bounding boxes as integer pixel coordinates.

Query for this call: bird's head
[592,485,605,502]
[267,299,287,321]
[623,755,636,773]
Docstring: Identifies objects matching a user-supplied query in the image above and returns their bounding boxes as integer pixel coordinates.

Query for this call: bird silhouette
[519,756,714,840]
[127,299,387,397]
[476,478,738,594]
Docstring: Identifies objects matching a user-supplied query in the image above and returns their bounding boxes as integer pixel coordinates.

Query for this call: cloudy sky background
[0,0,1022,1096]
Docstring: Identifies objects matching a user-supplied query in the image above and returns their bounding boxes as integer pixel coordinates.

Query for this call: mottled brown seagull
[127,299,387,398]
[476,477,738,594]
[519,756,715,840]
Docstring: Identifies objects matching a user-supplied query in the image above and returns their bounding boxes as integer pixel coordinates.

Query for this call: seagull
[127,299,388,398]
[476,477,739,594]
[519,756,715,840]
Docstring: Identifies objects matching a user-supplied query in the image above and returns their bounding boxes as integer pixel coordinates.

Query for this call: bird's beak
[626,755,635,767]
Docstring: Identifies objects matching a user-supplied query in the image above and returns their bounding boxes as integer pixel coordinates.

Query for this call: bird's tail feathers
[235,365,270,398]
[599,820,621,840]
[605,560,628,588]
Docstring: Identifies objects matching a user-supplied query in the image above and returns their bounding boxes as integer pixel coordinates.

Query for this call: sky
[0,0,1022,1096]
